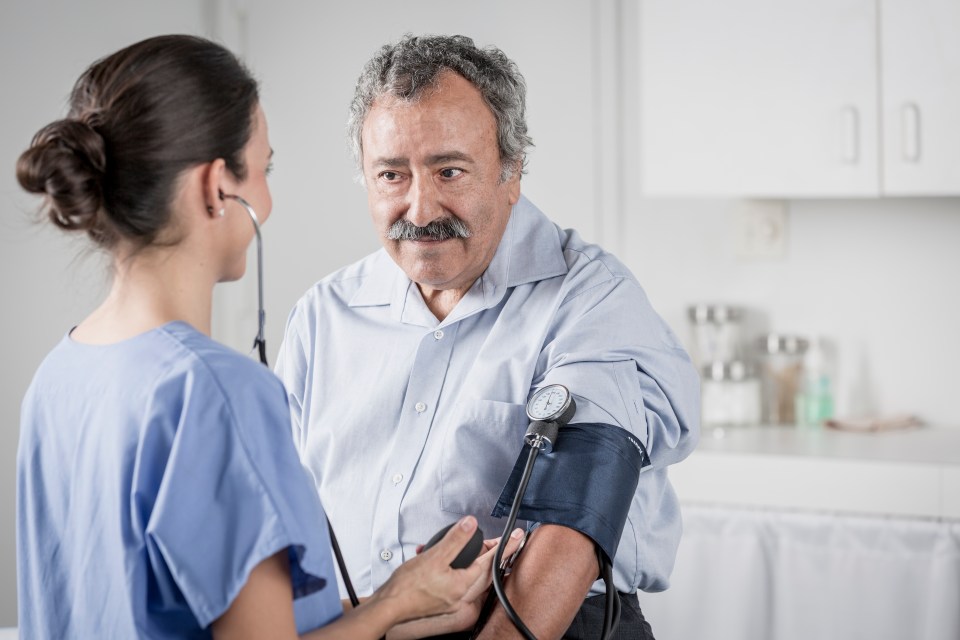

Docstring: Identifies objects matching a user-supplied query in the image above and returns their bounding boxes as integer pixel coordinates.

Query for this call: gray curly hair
[347,34,533,182]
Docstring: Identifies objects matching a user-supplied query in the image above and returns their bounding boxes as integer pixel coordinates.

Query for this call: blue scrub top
[17,321,343,638]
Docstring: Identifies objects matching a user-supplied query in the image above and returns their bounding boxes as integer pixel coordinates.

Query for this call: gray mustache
[386,217,471,241]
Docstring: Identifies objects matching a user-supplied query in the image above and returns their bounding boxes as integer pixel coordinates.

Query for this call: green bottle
[795,337,833,427]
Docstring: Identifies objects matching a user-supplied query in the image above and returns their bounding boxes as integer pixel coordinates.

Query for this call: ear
[202,159,229,217]
[505,161,522,205]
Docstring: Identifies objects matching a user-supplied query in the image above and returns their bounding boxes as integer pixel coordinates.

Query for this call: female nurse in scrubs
[15,35,507,640]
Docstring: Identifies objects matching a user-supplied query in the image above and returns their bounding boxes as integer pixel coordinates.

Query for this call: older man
[276,35,699,639]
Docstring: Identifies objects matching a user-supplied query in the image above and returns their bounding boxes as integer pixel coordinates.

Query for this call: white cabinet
[644,426,960,640]
[881,0,960,195]
[638,0,960,197]
[641,505,960,640]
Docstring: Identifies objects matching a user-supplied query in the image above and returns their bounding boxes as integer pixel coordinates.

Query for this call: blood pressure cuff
[491,422,650,562]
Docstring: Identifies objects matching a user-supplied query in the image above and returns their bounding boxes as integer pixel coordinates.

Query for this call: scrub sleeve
[140,356,341,631]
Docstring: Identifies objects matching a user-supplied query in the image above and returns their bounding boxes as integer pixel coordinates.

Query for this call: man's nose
[405,176,443,228]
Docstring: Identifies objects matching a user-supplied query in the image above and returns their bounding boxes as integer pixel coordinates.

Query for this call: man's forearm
[477,524,599,640]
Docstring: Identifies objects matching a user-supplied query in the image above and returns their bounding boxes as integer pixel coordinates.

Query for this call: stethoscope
[223,194,619,635]
[221,192,267,365]
[222,192,363,609]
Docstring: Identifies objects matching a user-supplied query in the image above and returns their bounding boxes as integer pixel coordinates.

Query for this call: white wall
[620,197,960,425]
[0,0,215,626]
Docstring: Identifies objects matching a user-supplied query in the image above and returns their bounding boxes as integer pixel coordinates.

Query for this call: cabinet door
[639,0,879,197]
[881,0,960,195]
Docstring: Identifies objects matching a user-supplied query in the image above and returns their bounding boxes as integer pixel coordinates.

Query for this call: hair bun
[16,118,107,232]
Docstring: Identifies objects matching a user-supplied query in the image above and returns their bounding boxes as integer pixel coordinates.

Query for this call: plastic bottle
[795,337,834,427]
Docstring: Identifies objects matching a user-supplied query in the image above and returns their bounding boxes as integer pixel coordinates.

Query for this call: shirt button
[434,329,444,340]
[415,402,426,413]
[391,473,403,485]
[380,549,393,561]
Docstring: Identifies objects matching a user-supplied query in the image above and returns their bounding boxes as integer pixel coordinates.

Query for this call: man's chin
[402,264,459,290]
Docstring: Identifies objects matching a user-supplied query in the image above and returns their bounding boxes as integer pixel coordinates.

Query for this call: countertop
[670,425,960,519]
[696,424,960,465]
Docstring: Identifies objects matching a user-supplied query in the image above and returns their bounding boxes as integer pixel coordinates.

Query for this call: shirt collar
[348,195,568,323]
[484,194,568,292]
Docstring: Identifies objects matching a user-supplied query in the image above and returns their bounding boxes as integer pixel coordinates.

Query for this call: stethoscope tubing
[222,192,362,609]
[221,193,266,358]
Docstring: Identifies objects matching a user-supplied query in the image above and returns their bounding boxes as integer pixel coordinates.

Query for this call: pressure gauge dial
[526,384,576,424]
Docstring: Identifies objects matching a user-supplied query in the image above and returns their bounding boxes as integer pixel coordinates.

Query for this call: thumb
[425,516,479,567]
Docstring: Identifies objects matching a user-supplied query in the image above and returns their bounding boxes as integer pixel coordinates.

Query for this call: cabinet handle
[842,106,859,164]
[901,103,921,163]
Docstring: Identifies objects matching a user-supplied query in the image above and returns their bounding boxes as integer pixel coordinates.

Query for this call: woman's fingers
[422,516,479,567]
[460,528,525,603]
[500,528,525,559]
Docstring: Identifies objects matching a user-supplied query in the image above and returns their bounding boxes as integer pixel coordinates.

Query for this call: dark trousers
[427,592,654,640]
[563,592,654,640]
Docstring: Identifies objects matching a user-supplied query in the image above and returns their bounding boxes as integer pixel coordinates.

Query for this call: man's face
[361,71,521,296]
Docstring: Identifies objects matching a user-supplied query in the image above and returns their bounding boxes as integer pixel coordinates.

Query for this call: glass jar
[756,334,808,425]
[687,304,743,369]
[700,360,762,427]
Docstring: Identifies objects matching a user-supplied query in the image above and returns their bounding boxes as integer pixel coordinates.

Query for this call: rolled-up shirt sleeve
[531,267,700,593]
[536,276,700,470]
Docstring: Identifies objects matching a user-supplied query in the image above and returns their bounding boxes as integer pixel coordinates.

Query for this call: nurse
[15,35,500,639]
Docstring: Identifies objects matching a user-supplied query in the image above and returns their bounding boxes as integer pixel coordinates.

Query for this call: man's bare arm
[477,524,599,640]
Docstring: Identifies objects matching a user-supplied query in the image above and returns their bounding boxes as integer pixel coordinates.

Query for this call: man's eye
[265,161,274,177]
[439,168,463,179]
[379,171,400,181]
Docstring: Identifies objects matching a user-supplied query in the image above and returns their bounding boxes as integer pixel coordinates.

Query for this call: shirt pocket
[439,399,528,517]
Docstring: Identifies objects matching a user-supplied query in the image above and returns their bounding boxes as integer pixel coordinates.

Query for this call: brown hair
[17,35,259,249]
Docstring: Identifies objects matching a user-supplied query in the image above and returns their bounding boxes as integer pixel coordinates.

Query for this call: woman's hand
[213,522,525,640]
[386,526,526,640]
[369,516,486,622]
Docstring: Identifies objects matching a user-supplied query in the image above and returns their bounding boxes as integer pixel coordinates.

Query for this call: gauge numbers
[527,384,572,421]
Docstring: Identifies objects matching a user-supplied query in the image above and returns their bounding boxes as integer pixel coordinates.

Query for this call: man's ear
[506,160,522,205]
[202,159,228,217]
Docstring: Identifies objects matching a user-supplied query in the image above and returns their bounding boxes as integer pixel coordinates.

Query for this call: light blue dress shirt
[276,196,700,596]
[17,321,343,638]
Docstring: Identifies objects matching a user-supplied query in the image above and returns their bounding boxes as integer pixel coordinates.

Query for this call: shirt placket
[369,321,459,584]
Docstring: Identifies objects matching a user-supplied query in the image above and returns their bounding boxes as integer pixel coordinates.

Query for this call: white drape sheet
[638,503,960,640]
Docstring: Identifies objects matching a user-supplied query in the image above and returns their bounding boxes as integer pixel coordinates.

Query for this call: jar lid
[756,334,809,355]
[701,360,756,381]
[687,304,742,324]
